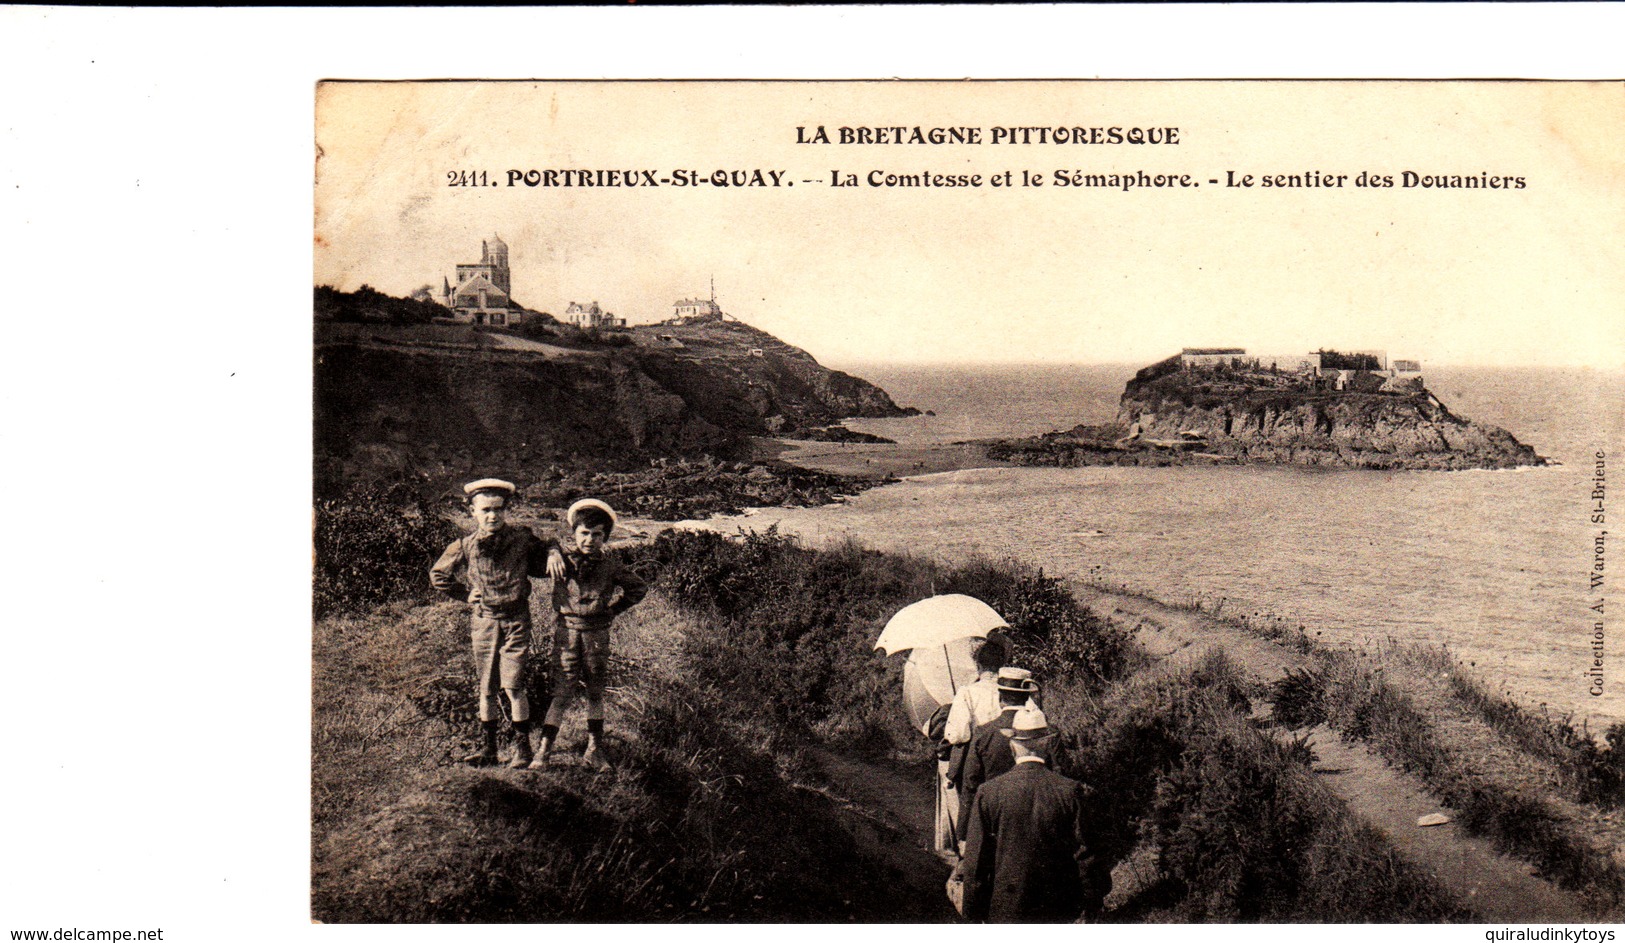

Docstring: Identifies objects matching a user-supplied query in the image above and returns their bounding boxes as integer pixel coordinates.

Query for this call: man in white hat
[954,666,1039,847]
[430,478,565,767]
[534,497,647,769]
[957,706,1102,923]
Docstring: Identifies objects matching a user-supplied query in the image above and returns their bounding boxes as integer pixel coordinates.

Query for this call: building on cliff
[672,277,727,323]
[436,234,521,326]
[1180,348,1249,370]
[564,301,626,329]
[1180,346,1423,391]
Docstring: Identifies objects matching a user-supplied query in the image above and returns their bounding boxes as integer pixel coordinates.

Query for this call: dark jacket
[550,547,648,629]
[430,525,555,617]
[956,707,1020,842]
[961,760,1094,923]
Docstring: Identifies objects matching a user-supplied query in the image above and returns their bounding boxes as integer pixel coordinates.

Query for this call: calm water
[720,363,1625,733]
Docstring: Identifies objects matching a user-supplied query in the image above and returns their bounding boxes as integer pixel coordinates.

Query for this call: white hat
[1010,706,1051,741]
[996,666,1038,693]
[566,498,618,531]
[463,478,516,497]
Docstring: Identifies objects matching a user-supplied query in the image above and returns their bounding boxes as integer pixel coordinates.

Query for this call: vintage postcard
[313,80,1623,925]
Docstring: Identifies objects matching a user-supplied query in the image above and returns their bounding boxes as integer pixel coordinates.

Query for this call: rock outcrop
[314,308,915,494]
[988,356,1544,471]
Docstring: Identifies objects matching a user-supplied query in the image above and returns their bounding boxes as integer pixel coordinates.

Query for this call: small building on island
[1178,345,1423,392]
[1180,347,1249,370]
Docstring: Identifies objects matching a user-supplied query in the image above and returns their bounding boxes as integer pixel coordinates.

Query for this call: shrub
[643,530,1140,756]
[941,558,1137,686]
[315,284,448,325]
[1269,666,1328,727]
[314,482,461,616]
[639,527,935,753]
[1058,654,1462,922]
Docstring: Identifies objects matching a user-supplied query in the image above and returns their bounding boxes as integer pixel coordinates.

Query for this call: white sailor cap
[566,498,618,530]
[463,478,517,498]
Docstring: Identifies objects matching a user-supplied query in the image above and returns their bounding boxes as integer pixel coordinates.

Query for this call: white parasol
[876,594,1010,735]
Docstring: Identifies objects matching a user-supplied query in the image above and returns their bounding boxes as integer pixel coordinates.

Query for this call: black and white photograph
[4,7,1624,940]
[310,79,1623,924]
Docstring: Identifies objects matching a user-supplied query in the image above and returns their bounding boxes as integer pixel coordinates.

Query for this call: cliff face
[988,359,1544,471]
[314,318,914,491]
[1116,385,1542,470]
[632,320,915,437]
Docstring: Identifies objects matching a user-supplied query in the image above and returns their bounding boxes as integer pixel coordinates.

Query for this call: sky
[316,80,1625,369]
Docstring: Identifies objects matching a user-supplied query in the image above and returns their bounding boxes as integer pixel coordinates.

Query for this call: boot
[509,730,535,769]
[463,721,499,766]
[527,734,555,769]
[583,733,611,771]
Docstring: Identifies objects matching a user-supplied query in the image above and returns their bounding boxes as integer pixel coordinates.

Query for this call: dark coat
[961,760,1093,923]
[956,708,1019,842]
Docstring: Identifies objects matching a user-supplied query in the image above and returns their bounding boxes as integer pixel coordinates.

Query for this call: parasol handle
[944,643,957,696]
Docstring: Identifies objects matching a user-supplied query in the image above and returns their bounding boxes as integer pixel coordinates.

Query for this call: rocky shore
[989,355,1546,471]
[524,457,889,522]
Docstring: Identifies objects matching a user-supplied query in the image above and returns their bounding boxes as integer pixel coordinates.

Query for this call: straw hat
[1010,706,1051,741]
[995,667,1038,694]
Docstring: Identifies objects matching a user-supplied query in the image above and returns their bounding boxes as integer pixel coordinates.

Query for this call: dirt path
[805,749,958,922]
[1075,585,1601,921]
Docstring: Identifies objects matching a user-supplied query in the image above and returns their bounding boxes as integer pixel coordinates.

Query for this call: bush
[642,529,1140,757]
[1056,654,1462,921]
[512,314,558,340]
[314,284,448,325]
[314,482,461,616]
[941,558,1136,686]
[640,527,935,753]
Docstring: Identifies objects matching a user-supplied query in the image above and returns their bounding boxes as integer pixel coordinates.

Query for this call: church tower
[481,234,511,295]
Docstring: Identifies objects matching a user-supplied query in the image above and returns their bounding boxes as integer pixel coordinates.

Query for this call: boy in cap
[430,478,565,768]
[535,498,647,769]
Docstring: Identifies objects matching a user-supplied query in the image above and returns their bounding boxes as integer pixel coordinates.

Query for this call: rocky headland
[314,289,916,515]
[988,354,1545,470]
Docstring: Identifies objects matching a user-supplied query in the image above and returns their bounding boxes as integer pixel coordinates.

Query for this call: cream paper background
[316,80,1622,368]
[4,6,1623,942]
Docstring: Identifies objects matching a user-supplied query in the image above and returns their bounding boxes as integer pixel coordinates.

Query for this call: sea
[705,363,1625,734]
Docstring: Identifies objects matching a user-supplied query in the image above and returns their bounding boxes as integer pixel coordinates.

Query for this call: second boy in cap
[534,498,647,770]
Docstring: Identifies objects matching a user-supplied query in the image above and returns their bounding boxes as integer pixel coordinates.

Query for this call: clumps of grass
[642,526,936,753]
[1054,653,1464,922]
[313,599,920,923]
[314,481,460,617]
[1268,667,1329,728]
[1302,649,1624,909]
[641,527,1138,756]
[1415,649,1624,808]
